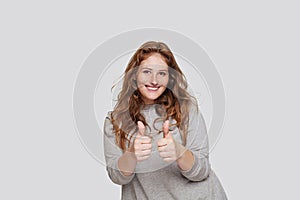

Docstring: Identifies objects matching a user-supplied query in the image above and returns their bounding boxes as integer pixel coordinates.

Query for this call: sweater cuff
[107,159,135,185]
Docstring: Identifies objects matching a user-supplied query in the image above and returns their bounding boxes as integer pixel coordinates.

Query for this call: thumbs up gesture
[157,120,178,162]
[133,121,152,162]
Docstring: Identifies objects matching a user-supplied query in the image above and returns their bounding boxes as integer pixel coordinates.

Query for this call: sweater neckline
[141,104,156,111]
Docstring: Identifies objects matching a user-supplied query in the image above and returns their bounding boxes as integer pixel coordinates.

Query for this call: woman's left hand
[157,120,179,162]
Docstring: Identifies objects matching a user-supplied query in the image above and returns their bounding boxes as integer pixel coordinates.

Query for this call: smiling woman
[103,41,227,200]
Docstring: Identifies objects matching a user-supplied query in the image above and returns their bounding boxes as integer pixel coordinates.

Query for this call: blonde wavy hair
[110,41,197,151]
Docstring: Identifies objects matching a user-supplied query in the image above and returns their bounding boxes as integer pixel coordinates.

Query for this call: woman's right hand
[133,121,152,161]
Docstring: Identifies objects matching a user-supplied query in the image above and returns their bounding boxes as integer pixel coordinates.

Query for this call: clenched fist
[133,121,152,162]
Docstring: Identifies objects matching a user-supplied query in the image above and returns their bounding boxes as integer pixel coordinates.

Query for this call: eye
[158,72,167,76]
[143,70,151,74]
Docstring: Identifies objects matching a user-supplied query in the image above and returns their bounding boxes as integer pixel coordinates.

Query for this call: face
[136,53,169,104]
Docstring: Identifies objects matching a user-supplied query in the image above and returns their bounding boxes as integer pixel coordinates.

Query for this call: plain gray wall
[1,0,299,199]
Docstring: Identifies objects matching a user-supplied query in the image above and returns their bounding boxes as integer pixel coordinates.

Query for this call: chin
[139,87,165,104]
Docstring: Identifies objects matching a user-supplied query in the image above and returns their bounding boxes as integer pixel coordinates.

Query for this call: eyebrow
[141,67,168,72]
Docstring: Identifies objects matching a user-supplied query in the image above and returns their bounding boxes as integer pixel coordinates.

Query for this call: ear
[132,74,137,86]
[133,69,138,81]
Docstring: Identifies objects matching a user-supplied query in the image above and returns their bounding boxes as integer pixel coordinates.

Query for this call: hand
[157,120,178,162]
[133,121,152,162]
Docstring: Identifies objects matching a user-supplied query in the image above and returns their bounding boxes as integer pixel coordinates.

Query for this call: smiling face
[136,53,169,104]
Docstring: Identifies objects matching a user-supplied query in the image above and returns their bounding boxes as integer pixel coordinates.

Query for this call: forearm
[177,143,211,181]
[118,146,137,176]
[176,143,195,171]
[176,106,211,181]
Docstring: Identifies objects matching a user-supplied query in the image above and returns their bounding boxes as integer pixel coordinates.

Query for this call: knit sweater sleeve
[180,105,211,181]
[103,112,135,185]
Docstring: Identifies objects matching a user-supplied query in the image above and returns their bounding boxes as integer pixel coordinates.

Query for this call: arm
[175,143,194,171]
[180,105,211,181]
[103,113,135,185]
[157,120,195,171]
[103,114,152,184]
[117,120,152,175]
[117,145,137,176]
[157,112,210,181]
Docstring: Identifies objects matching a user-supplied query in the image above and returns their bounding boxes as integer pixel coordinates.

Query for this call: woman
[103,41,227,199]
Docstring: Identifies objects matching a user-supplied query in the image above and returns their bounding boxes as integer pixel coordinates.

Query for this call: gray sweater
[103,104,227,200]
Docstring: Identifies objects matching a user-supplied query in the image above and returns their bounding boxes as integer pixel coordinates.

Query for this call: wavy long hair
[110,41,197,151]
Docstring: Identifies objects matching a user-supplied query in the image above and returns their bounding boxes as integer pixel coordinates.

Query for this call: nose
[150,73,158,85]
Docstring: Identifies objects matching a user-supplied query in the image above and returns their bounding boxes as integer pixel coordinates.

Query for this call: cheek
[161,76,169,86]
[136,75,147,86]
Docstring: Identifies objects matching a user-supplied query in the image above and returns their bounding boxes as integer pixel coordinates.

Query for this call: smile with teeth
[146,85,160,91]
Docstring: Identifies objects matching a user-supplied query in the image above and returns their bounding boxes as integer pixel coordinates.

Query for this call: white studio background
[1,1,299,200]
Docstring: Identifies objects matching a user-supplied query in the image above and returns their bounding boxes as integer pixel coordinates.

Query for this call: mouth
[145,85,160,91]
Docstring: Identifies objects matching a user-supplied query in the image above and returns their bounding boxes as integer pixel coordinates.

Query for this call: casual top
[103,104,227,200]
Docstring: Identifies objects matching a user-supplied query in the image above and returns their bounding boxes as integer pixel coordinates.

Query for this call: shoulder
[188,101,200,118]
[187,102,206,127]
[103,111,114,136]
[105,111,113,120]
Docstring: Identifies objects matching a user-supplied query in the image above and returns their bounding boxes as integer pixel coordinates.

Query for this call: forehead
[140,54,168,70]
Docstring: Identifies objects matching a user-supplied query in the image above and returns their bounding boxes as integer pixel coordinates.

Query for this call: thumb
[163,120,170,138]
[137,121,145,136]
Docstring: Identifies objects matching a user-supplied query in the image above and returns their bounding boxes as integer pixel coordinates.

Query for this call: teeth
[147,86,159,91]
